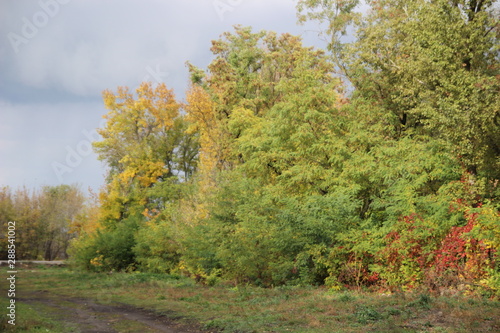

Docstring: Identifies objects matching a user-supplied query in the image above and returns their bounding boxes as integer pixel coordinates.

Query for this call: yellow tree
[69,189,102,236]
[185,85,223,187]
[94,82,198,226]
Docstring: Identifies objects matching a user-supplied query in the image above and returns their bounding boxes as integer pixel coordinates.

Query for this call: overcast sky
[0,0,325,193]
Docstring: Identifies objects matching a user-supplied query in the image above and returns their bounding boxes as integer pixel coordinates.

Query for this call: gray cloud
[0,0,325,191]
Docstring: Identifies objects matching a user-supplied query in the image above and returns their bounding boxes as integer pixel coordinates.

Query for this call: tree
[182,27,357,285]
[186,26,347,189]
[1,185,84,260]
[296,0,500,290]
[94,82,198,227]
[298,0,500,179]
[38,185,85,260]
[71,82,199,272]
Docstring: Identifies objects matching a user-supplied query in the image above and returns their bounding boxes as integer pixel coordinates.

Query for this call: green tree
[296,0,500,290]
[182,27,357,285]
[298,0,500,179]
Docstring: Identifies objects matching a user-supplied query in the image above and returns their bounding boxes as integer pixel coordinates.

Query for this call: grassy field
[1,265,499,332]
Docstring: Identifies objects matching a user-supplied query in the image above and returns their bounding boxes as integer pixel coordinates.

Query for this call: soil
[17,290,212,333]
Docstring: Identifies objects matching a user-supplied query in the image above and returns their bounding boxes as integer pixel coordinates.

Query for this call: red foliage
[377,204,495,291]
[431,206,494,285]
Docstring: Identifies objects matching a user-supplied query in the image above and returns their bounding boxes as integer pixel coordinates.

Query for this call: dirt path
[17,290,208,333]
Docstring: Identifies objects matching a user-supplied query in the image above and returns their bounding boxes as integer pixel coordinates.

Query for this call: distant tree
[38,185,85,260]
[0,185,84,260]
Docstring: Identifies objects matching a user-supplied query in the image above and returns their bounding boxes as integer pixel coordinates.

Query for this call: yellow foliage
[90,254,104,267]
[69,190,102,236]
[94,82,183,227]
[185,85,221,185]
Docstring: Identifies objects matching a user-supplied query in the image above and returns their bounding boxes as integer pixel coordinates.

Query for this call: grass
[1,264,500,332]
[0,301,71,332]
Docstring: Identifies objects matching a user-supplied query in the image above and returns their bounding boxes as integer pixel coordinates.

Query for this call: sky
[0,0,326,193]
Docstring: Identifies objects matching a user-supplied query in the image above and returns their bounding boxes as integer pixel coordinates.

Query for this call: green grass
[0,301,71,332]
[2,265,500,332]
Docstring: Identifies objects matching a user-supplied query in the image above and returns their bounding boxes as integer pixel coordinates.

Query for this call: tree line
[0,185,85,261]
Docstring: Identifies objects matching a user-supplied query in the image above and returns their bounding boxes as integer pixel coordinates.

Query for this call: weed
[329,290,356,302]
[354,305,383,324]
[204,318,228,330]
[386,307,402,316]
[407,293,432,310]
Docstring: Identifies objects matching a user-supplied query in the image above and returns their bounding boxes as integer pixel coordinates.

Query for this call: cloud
[0,0,325,190]
[1,0,311,99]
[2,1,183,96]
[0,99,107,190]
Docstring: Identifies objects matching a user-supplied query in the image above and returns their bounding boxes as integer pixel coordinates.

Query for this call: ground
[17,290,204,333]
[2,263,500,332]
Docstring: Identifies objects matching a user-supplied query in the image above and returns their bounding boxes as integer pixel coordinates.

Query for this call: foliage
[70,82,198,272]
[133,218,180,273]
[0,185,85,260]
[298,0,500,178]
[59,2,500,295]
[69,214,138,272]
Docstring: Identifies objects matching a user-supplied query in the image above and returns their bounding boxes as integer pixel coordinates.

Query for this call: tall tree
[182,27,360,285]
[94,82,198,226]
[298,0,500,179]
[186,26,347,185]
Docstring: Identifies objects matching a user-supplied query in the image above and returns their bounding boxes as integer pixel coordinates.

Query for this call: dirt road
[18,290,208,333]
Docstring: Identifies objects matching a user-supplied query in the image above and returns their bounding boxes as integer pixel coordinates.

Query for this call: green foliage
[64,4,500,295]
[69,215,139,272]
[354,305,383,324]
[407,294,433,310]
[300,0,500,178]
[133,218,180,273]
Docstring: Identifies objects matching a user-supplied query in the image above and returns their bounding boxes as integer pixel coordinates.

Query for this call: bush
[69,216,138,272]
[133,219,180,273]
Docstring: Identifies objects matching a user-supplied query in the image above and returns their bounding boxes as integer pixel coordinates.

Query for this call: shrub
[133,219,180,273]
[69,216,138,272]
